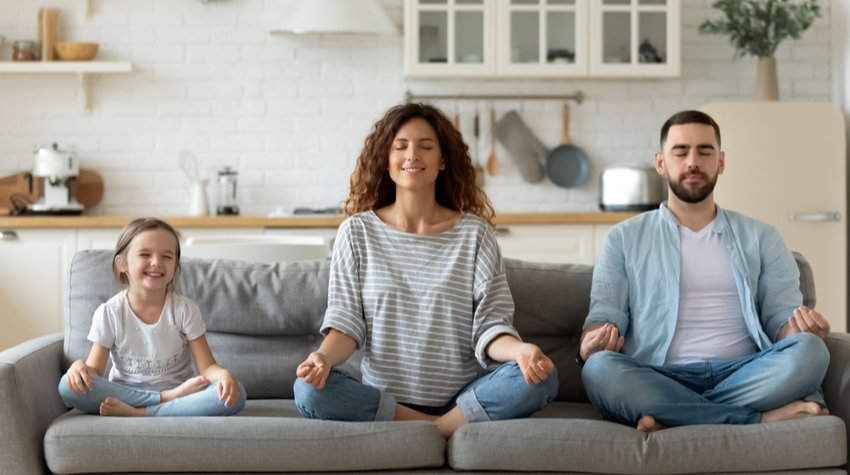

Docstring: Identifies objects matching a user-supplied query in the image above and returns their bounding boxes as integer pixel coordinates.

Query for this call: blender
[216,166,239,216]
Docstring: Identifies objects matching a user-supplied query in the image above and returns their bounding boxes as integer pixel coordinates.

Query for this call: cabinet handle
[495,226,511,237]
[789,212,841,222]
[0,231,19,240]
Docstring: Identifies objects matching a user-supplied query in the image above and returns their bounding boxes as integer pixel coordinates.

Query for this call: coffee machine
[28,143,85,215]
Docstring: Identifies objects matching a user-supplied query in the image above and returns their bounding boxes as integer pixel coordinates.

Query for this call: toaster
[600,166,668,212]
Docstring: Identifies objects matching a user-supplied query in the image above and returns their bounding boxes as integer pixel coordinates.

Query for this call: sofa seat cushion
[44,400,445,474]
[449,402,847,474]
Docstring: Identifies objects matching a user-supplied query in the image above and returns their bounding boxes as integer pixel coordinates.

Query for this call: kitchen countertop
[0,212,640,229]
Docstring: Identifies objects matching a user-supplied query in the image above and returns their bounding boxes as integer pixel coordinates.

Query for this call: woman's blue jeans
[58,374,246,417]
[293,361,559,423]
[581,332,830,427]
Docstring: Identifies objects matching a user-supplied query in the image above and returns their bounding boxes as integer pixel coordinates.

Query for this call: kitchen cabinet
[404,0,678,78]
[497,224,612,264]
[0,229,76,352]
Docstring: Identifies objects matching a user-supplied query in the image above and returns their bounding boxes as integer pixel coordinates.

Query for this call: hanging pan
[546,103,591,188]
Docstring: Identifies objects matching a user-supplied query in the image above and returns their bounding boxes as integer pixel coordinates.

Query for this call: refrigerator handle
[789,212,841,222]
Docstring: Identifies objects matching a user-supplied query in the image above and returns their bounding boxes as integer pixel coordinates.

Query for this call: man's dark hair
[660,110,721,150]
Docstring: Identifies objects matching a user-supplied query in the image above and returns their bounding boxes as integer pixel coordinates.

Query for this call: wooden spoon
[473,111,485,187]
[487,109,499,176]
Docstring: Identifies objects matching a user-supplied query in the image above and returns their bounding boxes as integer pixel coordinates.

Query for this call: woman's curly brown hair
[344,102,495,227]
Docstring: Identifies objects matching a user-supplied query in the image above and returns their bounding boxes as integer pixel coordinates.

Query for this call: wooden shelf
[0,61,133,114]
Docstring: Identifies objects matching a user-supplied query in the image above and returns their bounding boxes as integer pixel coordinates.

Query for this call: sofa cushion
[44,400,445,474]
[448,413,847,474]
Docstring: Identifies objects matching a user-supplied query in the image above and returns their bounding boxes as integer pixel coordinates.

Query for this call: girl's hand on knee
[297,352,330,389]
[216,371,241,407]
[516,344,555,385]
[67,360,94,395]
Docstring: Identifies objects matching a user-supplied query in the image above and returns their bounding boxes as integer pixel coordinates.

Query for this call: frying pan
[546,104,590,188]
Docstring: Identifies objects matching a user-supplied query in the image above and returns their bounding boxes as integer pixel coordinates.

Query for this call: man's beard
[664,169,718,204]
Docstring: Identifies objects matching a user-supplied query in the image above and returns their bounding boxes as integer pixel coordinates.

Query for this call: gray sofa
[1,249,848,475]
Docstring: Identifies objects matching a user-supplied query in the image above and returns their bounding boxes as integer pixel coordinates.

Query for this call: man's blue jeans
[581,332,829,427]
[293,361,558,422]
[58,374,247,417]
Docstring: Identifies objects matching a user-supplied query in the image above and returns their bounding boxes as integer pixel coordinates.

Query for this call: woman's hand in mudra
[297,352,331,389]
[516,344,556,385]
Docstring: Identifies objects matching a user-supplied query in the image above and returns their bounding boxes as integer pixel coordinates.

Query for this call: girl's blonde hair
[113,218,181,292]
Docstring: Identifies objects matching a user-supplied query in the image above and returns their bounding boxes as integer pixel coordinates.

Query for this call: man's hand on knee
[779,306,830,341]
[580,323,625,362]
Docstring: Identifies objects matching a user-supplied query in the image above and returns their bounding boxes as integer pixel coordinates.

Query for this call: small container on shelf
[12,41,39,61]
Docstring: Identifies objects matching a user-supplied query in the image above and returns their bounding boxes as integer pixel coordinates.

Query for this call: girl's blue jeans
[581,332,830,427]
[58,374,246,417]
[293,361,559,423]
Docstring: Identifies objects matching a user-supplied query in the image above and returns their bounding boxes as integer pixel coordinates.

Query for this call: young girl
[59,217,246,417]
[294,103,558,439]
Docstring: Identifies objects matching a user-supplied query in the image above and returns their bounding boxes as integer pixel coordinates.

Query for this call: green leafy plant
[699,0,821,57]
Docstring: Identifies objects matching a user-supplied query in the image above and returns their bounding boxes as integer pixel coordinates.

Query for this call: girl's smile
[120,229,178,294]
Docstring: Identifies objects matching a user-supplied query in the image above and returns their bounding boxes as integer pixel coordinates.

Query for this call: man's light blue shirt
[584,203,802,366]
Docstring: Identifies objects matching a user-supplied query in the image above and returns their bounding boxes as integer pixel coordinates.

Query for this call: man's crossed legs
[581,332,830,432]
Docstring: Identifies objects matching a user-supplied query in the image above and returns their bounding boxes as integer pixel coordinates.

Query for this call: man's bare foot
[636,415,665,433]
[761,401,828,423]
[160,376,211,403]
[100,397,145,417]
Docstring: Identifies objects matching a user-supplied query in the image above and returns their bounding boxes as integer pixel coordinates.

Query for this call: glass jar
[12,41,38,61]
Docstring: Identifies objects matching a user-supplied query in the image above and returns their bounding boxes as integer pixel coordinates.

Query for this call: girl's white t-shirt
[88,291,207,391]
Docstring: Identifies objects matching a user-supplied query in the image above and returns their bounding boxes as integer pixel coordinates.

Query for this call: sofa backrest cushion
[65,250,815,402]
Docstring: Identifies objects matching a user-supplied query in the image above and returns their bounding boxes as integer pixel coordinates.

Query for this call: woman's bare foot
[394,403,439,422]
[100,397,145,417]
[636,415,665,433]
[761,401,828,423]
[160,376,211,403]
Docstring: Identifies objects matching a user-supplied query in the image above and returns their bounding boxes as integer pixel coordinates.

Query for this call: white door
[0,229,77,351]
[703,102,847,333]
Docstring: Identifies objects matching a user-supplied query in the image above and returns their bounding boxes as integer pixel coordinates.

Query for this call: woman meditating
[293,103,558,439]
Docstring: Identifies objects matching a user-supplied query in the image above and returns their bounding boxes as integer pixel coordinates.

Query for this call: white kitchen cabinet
[404,0,678,78]
[0,229,76,352]
[497,224,596,264]
[405,0,497,77]
[76,228,264,253]
[589,0,679,77]
[497,0,588,77]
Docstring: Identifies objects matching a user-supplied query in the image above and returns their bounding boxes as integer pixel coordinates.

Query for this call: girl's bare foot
[100,397,145,417]
[160,376,211,403]
[636,415,665,433]
[761,401,827,423]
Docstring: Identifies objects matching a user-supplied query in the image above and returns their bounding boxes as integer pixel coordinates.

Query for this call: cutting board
[0,169,104,212]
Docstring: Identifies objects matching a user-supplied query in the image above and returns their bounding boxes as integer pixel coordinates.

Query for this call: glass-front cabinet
[404,0,678,78]
[589,0,679,76]
[497,0,588,76]
[405,0,497,77]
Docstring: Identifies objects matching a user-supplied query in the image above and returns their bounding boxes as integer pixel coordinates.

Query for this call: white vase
[187,179,210,217]
[754,56,780,101]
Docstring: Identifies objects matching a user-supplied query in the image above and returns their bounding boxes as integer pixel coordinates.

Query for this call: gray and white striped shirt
[321,210,520,406]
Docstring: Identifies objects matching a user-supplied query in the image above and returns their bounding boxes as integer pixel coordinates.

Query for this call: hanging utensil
[545,103,591,188]
[473,109,485,187]
[487,108,499,176]
[492,111,547,183]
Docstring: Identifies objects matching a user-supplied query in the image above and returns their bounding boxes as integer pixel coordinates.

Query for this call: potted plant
[699,0,821,100]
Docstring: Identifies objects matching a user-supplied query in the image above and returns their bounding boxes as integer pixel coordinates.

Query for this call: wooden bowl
[54,42,99,61]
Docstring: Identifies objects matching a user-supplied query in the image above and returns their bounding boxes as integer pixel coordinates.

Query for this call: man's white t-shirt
[664,220,759,366]
[88,291,207,391]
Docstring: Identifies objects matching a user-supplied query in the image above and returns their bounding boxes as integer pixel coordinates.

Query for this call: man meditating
[579,110,831,432]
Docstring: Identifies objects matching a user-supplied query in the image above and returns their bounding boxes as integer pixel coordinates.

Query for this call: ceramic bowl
[54,42,99,61]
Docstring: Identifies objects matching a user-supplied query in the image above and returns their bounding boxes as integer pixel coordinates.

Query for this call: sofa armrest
[0,333,68,475]
[823,332,850,466]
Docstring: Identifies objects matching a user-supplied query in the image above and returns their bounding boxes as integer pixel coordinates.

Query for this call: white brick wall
[0,0,833,216]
